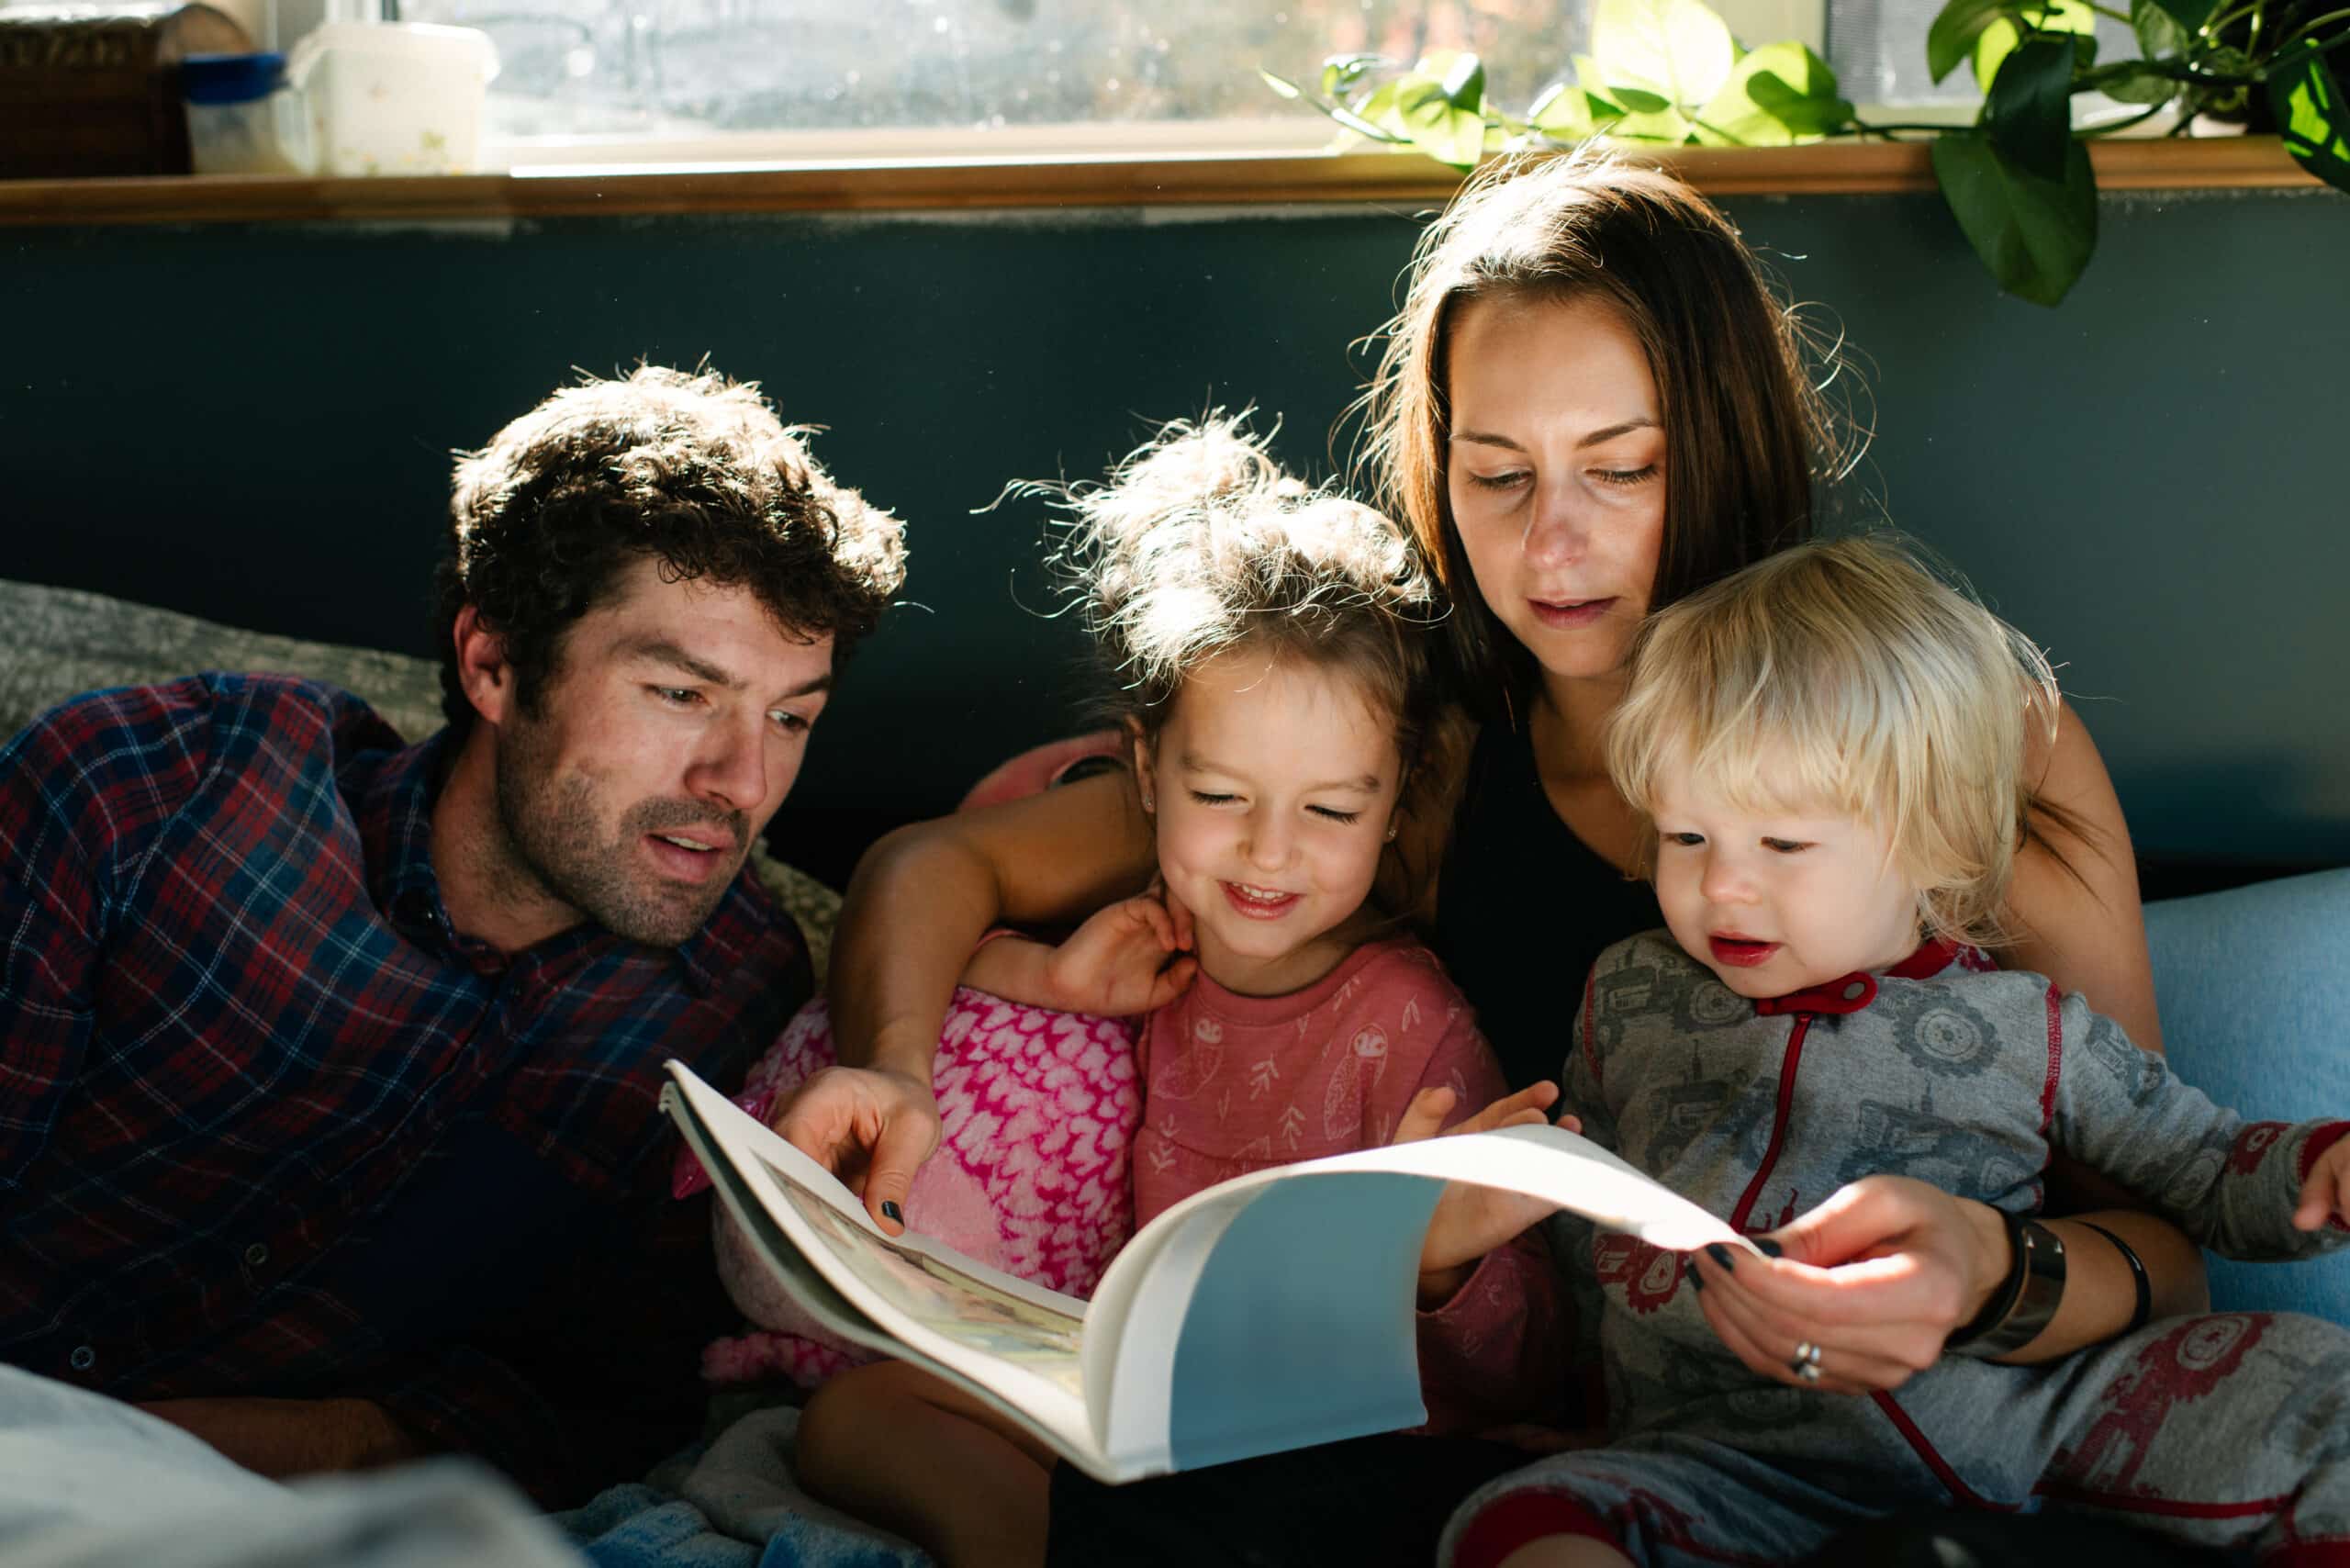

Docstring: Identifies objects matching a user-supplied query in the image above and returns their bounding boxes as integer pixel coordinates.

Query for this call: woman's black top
[1432,715,1663,1092]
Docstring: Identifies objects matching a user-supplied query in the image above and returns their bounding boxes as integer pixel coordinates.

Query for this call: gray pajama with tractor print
[1442,932,2350,1568]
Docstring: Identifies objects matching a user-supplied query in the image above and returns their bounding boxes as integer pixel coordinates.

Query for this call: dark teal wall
[5,184,2344,873]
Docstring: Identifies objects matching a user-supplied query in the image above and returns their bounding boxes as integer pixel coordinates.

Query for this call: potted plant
[1263,0,2349,304]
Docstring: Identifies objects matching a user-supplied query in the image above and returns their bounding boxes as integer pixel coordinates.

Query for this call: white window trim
[497,115,1340,174]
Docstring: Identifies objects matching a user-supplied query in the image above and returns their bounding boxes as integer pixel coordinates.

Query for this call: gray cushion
[0,577,839,978]
[0,577,446,746]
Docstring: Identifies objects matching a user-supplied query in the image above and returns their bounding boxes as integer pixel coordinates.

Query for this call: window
[387,0,1588,155]
[377,0,2023,166]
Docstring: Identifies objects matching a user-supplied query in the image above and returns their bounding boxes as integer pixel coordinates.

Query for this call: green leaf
[2100,65,2180,102]
[1591,0,1736,107]
[1434,49,1487,110]
[1610,84,1675,110]
[2129,0,2184,59]
[1353,80,1400,135]
[1356,79,1409,137]
[1985,35,2077,183]
[1260,70,1303,101]
[1395,77,1487,167]
[2145,0,2214,32]
[1973,0,2095,90]
[1749,43,1856,132]
[1611,103,1700,139]
[1317,53,1385,100]
[1697,40,1855,143]
[1529,79,1597,138]
[1569,55,1640,129]
[1930,129,2099,306]
[1930,0,2018,83]
[2271,44,2350,194]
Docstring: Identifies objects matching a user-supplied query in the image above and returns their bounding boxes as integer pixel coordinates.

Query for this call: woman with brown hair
[778,151,2211,1565]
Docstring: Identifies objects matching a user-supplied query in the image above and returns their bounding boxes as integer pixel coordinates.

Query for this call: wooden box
[0,3,254,178]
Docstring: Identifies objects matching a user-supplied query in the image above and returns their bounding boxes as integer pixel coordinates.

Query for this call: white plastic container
[284,21,499,176]
[182,52,312,174]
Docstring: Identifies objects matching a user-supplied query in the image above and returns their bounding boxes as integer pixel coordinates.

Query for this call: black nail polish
[1684,1262,1706,1294]
[1705,1243,1737,1273]
[881,1201,903,1224]
[1755,1238,1785,1259]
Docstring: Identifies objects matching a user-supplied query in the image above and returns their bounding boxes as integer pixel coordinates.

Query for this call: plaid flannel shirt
[0,674,807,1502]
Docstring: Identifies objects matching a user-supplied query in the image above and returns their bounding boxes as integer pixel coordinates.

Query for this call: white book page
[1073,1118,1750,1472]
[663,1064,1113,1473]
[1080,1119,1751,1338]
[1077,1194,1242,1473]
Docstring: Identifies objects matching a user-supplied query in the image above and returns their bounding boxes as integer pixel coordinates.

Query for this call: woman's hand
[1685,1174,2010,1394]
[771,1064,944,1234]
[1395,1081,1575,1302]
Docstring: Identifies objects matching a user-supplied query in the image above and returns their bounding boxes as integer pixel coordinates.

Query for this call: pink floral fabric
[677,988,1140,1388]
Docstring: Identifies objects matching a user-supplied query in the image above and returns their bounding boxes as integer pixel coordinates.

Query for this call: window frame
[0,137,2316,230]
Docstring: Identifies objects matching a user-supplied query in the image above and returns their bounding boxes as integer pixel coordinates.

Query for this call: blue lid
[182,51,286,105]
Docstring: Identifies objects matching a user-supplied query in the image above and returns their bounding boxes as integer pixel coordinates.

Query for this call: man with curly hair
[0,364,907,1507]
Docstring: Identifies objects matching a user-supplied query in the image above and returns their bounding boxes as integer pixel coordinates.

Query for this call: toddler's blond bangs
[1606,535,2063,946]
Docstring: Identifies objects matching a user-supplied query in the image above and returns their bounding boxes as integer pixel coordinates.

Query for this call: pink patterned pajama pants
[676,988,1142,1388]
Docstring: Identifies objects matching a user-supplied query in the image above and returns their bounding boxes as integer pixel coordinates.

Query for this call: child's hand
[1397,1082,1579,1301]
[1038,890,1197,1017]
[2293,1136,2350,1232]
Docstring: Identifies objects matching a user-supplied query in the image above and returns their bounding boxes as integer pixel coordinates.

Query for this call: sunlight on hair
[1022,410,1452,923]
[1606,534,2063,946]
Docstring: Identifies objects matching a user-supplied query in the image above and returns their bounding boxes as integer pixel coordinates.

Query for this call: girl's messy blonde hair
[1604,534,2062,946]
[1050,413,1449,916]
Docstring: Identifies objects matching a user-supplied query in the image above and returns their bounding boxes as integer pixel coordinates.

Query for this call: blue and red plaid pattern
[0,674,806,1500]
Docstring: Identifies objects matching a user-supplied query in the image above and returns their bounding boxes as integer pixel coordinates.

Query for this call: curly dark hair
[431,363,908,734]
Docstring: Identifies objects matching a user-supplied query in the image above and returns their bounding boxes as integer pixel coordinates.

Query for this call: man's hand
[1396,1081,1573,1305]
[2294,1135,2350,1232]
[135,1395,420,1478]
[771,1064,943,1233]
[1035,890,1196,1017]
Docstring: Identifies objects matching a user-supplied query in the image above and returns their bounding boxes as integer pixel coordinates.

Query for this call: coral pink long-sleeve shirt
[1133,936,1569,1434]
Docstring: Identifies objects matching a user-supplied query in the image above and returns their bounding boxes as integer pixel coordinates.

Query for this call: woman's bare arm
[830,769,1158,1078]
[778,770,1157,1229]
[2001,699,2208,1310]
[2006,697,2160,1050]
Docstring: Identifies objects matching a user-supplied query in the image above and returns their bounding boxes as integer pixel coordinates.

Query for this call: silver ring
[1789,1341,1823,1383]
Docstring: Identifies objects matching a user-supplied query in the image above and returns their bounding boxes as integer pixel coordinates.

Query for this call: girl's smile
[1220,880,1304,919]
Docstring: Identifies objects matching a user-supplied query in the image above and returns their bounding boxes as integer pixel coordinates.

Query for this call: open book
[660,1058,1751,1484]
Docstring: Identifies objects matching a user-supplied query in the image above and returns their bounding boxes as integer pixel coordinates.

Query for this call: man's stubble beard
[491,710,750,948]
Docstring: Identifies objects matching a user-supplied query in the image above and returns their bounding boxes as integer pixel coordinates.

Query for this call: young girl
[1445,535,2350,1568]
[697,417,1568,1568]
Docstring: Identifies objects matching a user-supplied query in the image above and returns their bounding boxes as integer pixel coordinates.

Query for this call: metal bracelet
[1948,1214,2067,1359]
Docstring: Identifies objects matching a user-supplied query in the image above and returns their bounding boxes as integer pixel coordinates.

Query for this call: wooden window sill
[0,139,2319,228]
